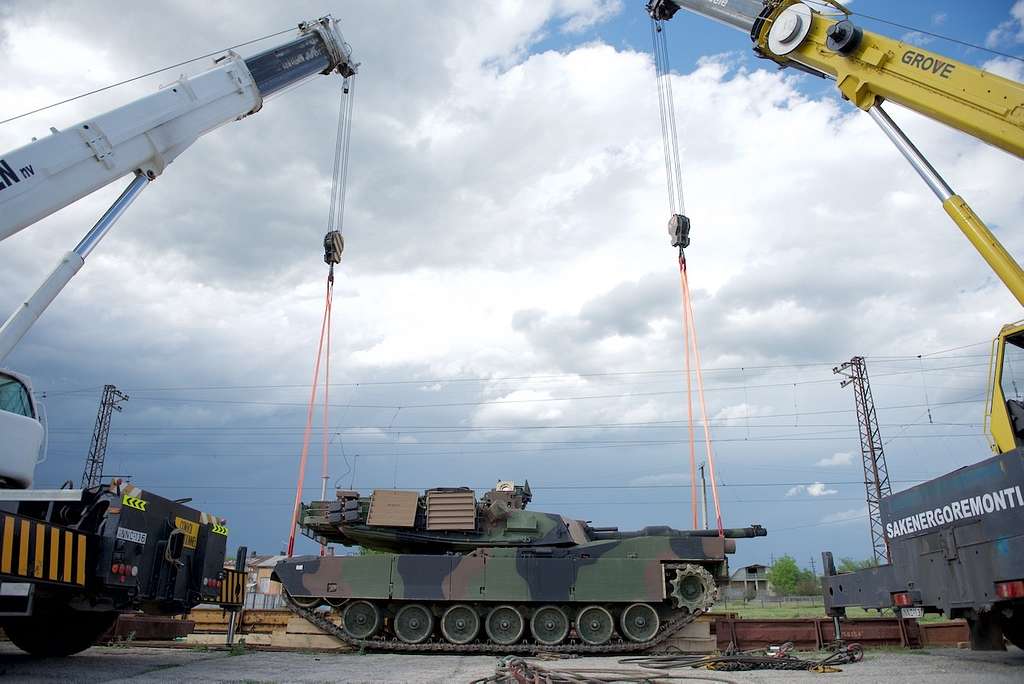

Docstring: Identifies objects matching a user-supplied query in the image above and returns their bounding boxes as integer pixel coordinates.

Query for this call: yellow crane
[648,0,1024,648]
[648,0,1024,454]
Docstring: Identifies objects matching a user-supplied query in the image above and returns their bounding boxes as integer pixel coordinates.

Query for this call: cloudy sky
[2,0,1023,572]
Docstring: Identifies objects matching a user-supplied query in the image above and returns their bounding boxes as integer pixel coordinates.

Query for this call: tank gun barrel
[587,524,766,540]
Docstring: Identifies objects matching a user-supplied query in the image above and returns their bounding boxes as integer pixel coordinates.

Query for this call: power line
[0,27,296,126]
[36,350,991,396]
[121,479,933,492]
[772,512,871,532]
[167,498,876,508]
[46,432,985,461]
[52,367,985,413]
[44,420,980,444]
[39,396,987,434]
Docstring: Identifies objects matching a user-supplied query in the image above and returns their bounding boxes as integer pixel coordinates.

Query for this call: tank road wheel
[530,605,570,646]
[441,604,481,644]
[669,564,717,613]
[394,604,434,644]
[342,600,382,640]
[619,603,660,643]
[485,605,525,645]
[575,605,615,646]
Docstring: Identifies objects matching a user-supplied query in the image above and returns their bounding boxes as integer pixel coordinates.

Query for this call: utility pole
[81,384,129,488]
[699,462,709,530]
[809,555,817,577]
[834,356,892,565]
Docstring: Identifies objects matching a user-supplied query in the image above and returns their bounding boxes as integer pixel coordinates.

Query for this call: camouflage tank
[274,480,766,652]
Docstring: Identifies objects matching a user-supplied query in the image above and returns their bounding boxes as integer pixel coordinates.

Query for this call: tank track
[283,565,718,654]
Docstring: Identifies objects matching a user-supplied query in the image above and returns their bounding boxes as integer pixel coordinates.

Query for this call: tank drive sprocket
[669,563,718,613]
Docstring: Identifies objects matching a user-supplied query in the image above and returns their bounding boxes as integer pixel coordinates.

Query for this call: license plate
[174,517,199,549]
[116,527,148,545]
[901,606,923,618]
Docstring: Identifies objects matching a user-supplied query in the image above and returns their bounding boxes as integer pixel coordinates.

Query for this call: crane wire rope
[652,17,724,536]
[801,0,1024,63]
[286,75,356,557]
[0,27,296,127]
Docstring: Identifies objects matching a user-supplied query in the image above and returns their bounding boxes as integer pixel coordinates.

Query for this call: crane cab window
[1001,334,1024,405]
[0,373,34,419]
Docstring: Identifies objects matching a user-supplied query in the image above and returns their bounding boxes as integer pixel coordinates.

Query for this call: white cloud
[559,0,623,34]
[983,56,1024,82]
[816,452,854,467]
[787,482,838,497]
[630,472,689,487]
[986,1,1024,48]
[820,507,868,524]
[900,31,934,47]
[712,403,772,424]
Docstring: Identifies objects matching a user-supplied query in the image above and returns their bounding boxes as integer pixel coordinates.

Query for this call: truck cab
[0,370,44,489]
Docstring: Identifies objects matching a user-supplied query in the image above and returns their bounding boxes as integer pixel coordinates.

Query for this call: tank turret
[298,480,764,554]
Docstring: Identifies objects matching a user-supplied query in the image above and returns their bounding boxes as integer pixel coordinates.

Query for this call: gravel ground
[0,643,1022,682]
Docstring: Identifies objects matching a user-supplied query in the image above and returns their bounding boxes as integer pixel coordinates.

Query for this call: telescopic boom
[0,17,357,363]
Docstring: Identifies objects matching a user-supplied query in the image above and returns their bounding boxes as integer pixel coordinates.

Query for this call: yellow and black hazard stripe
[121,484,147,512]
[0,514,89,587]
[217,568,246,607]
[122,495,147,512]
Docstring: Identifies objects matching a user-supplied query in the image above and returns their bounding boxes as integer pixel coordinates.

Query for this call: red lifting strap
[678,254,724,537]
[286,274,335,557]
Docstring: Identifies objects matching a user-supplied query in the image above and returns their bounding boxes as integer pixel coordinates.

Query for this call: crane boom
[0,18,355,242]
[649,0,1024,159]
[647,1,1024,309]
[0,17,356,363]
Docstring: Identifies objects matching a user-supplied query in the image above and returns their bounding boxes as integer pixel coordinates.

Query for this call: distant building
[723,563,770,599]
[224,553,288,596]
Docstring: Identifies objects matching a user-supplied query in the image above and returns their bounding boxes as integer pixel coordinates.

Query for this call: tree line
[764,555,877,596]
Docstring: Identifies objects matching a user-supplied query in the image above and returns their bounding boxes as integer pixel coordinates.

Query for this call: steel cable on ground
[621,641,864,673]
[473,656,738,683]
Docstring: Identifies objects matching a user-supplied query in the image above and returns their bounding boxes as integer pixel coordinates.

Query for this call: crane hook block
[324,230,344,265]
[668,214,691,249]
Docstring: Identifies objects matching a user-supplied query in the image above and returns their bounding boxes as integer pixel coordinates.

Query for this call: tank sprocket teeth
[669,564,718,612]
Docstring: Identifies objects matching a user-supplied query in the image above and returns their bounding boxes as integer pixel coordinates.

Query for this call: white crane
[0,16,357,488]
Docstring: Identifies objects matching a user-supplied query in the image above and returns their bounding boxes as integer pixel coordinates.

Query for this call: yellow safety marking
[122,494,147,512]
[33,523,45,578]
[49,527,59,580]
[211,523,229,536]
[18,519,29,576]
[218,568,246,605]
[76,534,87,586]
[63,530,73,583]
[174,517,199,550]
[1,515,12,574]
